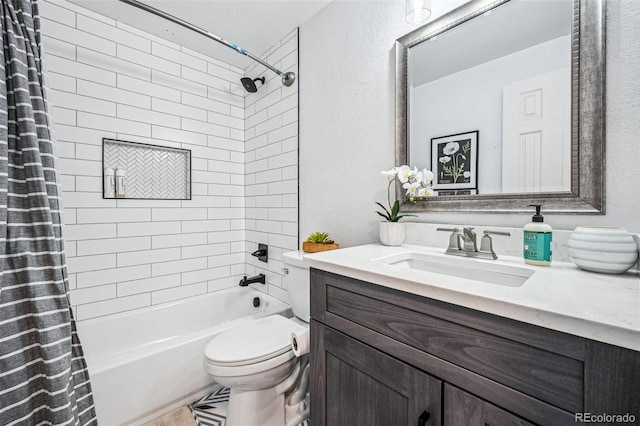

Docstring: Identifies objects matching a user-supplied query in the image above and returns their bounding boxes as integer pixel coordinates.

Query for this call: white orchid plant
[376,165,435,222]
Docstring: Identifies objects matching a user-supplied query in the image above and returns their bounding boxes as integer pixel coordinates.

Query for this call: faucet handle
[483,230,511,237]
[251,243,268,263]
[479,231,510,259]
[436,227,462,233]
[437,227,463,252]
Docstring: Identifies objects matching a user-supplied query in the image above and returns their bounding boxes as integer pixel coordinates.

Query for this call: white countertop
[304,244,640,352]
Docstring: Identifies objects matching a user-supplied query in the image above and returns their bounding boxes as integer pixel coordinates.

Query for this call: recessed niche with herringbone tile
[103,138,191,200]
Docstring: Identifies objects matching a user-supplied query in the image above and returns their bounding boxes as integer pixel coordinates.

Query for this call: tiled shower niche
[102,138,191,200]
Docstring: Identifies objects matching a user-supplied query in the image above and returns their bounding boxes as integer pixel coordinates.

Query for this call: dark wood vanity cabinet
[314,322,442,425]
[310,269,640,426]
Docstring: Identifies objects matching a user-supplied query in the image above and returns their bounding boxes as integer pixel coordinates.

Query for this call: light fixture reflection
[406,0,432,24]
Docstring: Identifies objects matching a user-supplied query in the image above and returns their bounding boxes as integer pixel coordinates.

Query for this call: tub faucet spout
[239,273,266,286]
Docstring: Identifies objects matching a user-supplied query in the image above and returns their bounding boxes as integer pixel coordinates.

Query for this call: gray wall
[300,0,640,247]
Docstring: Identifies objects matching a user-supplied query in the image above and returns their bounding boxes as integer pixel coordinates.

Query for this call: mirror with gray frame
[395,0,605,214]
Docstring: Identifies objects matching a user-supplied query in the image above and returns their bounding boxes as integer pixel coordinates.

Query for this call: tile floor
[143,406,196,426]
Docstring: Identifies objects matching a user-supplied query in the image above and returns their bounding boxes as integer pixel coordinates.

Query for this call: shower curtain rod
[118,0,295,87]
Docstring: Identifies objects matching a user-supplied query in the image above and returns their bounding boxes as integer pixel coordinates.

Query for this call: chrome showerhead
[240,76,265,93]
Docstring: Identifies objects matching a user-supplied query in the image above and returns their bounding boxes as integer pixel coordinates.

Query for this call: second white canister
[568,227,638,274]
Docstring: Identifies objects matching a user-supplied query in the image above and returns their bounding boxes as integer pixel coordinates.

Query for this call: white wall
[411,36,570,194]
[300,0,640,248]
[41,0,298,320]
[243,29,299,302]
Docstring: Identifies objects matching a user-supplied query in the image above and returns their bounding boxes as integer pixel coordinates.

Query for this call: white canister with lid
[104,167,115,198]
[568,227,638,274]
[115,168,126,198]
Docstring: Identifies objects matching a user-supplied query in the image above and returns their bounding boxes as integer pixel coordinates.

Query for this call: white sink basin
[374,251,534,287]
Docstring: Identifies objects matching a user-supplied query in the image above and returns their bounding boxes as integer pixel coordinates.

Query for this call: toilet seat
[205,315,307,367]
[204,348,296,379]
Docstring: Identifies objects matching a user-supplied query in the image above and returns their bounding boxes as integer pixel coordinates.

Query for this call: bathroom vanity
[306,245,640,425]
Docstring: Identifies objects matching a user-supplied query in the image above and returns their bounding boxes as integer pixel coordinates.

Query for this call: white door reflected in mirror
[502,67,571,193]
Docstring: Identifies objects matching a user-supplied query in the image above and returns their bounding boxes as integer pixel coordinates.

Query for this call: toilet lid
[205,315,306,366]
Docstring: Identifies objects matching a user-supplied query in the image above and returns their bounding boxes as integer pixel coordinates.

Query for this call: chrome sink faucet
[436,227,511,260]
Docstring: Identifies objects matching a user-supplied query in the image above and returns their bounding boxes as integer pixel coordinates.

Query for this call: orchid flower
[421,169,433,185]
[396,165,414,183]
[376,164,435,221]
[403,181,421,198]
[414,171,424,185]
[418,187,434,198]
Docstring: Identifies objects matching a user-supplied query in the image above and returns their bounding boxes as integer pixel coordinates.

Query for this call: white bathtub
[76,288,291,426]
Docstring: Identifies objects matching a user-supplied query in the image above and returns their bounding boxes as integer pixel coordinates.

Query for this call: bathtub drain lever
[239,273,266,286]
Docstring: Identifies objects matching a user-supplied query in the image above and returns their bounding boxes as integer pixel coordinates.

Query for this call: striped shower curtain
[0,0,97,424]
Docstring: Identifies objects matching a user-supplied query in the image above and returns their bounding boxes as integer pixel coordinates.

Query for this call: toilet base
[225,389,310,426]
[224,360,303,426]
[285,392,310,426]
[226,386,286,426]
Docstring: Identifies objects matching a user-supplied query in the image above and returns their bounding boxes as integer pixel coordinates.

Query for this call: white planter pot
[379,222,405,246]
[568,227,639,274]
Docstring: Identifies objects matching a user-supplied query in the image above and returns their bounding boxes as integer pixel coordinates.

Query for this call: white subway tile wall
[244,29,299,300]
[41,0,298,320]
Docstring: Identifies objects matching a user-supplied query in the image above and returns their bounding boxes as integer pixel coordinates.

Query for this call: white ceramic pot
[568,227,639,274]
[379,222,405,246]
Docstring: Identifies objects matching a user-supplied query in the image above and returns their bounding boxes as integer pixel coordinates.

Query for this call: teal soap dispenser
[523,204,552,266]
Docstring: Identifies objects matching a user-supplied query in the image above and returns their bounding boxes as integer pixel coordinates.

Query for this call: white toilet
[203,251,310,426]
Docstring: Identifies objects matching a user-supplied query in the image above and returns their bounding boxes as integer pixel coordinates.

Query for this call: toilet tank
[282,251,310,322]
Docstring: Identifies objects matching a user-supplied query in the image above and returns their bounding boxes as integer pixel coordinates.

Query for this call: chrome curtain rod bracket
[118,0,295,87]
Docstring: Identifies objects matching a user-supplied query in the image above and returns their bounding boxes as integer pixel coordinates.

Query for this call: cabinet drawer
[322,276,584,414]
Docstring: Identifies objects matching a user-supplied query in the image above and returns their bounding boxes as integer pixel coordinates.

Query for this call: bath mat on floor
[189,386,310,426]
[189,386,229,426]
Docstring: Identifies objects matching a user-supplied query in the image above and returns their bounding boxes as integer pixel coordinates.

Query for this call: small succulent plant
[306,232,335,244]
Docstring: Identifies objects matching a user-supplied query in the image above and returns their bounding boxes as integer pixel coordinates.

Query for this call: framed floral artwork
[431,131,478,191]
[433,189,477,196]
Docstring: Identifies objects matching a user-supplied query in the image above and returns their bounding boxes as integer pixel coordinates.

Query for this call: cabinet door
[311,321,441,426]
[445,384,534,426]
